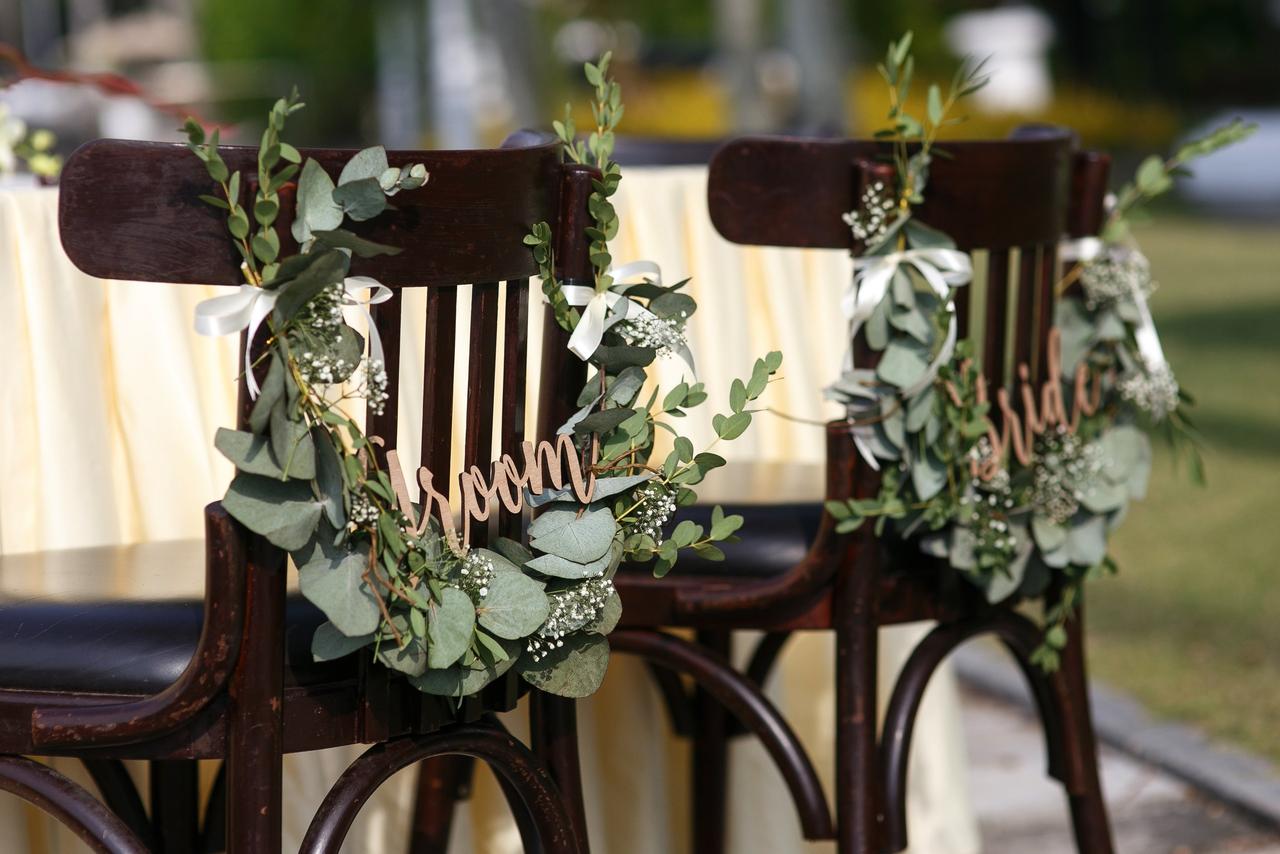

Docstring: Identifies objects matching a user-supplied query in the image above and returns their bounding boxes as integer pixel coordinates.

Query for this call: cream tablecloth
[0,168,978,853]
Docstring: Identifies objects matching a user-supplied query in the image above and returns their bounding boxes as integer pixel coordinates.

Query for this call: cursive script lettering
[386,434,598,551]
[947,328,1104,479]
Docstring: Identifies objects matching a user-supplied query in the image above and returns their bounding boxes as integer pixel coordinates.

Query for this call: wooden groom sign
[384,434,598,550]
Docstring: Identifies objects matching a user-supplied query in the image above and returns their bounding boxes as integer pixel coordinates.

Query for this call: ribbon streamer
[1059,237,1166,370]
[561,260,695,372]
[194,276,392,398]
[842,248,973,469]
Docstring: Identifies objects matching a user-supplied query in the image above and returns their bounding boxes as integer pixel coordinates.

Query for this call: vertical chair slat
[954,263,971,342]
[421,287,459,479]
[464,282,501,546]
[1013,246,1039,381]
[982,248,1010,393]
[499,279,531,541]
[1034,242,1059,384]
[368,297,403,463]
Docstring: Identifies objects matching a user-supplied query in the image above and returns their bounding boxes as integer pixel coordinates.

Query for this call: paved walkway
[963,687,1280,853]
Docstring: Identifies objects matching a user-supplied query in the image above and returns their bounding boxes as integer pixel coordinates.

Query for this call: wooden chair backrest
[706,131,1109,391]
[59,131,579,546]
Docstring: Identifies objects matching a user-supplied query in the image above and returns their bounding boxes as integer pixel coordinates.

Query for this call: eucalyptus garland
[187,61,781,701]
[824,34,1254,668]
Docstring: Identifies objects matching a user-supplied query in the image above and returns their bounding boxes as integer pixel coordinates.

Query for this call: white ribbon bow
[1059,237,1166,371]
[194,276,392,398]
[843,248,973,469]
[560,260,695,372]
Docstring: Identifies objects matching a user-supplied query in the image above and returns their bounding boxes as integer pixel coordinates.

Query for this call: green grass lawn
[1084,216,1280,763]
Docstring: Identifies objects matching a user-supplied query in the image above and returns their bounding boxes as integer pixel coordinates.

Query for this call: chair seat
[0,540,326,695]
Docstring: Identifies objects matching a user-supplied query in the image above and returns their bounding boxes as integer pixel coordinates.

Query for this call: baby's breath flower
[618,313,687,357]
[364,358,390,416]
[456,551,495,604]
[842,181,899,244]
[526,577,614,661]
[1080,252,1154,309]
[1118,364,1179,421]
[349,492,380,526]
[631,481,676,540]
[1030,426,1103,524]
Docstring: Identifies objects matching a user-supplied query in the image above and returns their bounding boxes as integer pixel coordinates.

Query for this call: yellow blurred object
[571,65,1179,151]
[849,69,1179,149]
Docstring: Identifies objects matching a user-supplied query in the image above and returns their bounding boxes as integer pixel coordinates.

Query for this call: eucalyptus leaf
[297,542,381,635]
[866,297,891,350]
[877,339,930,388]
[311,621,373,662]
[338,146,390,186]
[378,637,428,677]
[493,536,533,567]
[312,228,402,258]
[574,408,634,437]
[905,387,936,432]
[427,586,476,668]
[526,539,619,580]
[588,473,653,501]
[606,366,647,405]
[223,472,322,551]
[911,452,947,501]
[272,249,349,320]
[313,426,346,528]
[594,344,655,369]
[477,564,550,639]
[215,427,286,478]
[517,632,610,698]
[332,177,388,222]
[249,355,285,434]
[904,218,956,250]
[269,403,316,480]
[585,591,622,634]
[292,158,343,244]
[1065,515,1108,567]
[529,507,617,564]
[410,635,521,697]
[1031,514,1067,552]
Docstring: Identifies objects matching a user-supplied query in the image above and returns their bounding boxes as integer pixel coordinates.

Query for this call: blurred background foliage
[7,0,1271,150]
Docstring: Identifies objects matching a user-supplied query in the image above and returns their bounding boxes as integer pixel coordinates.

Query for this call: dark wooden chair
[603,129,1117,854]
[0,131,590,853]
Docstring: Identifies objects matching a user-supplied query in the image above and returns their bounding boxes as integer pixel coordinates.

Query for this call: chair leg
[692,629,731,854]
[225,541,286,854]
[833,560,881,854]
[407,756,473,854]
[529,691,590,854]
[150,760,200,853]
[1057,603,1114,854]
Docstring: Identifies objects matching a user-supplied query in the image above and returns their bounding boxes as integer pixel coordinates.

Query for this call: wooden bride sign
[950,327,1104,479]
[383,434,598,550]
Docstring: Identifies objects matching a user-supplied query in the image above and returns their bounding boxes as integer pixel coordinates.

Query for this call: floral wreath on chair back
[824,33,1254,666]
[186,58,782,700]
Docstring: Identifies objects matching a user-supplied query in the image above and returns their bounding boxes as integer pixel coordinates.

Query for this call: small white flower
[1119,364,1180,421]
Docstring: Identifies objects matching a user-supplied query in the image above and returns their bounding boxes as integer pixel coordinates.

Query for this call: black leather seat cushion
[635,502,824,578]
[0,538,330,695]
[0,593,327,696]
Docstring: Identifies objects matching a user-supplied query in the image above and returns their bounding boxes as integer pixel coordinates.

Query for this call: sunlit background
[2,0,1278,778]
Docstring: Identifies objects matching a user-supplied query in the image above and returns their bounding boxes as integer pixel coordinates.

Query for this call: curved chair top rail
[58,130,561,287]
[707,131,1075,251]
